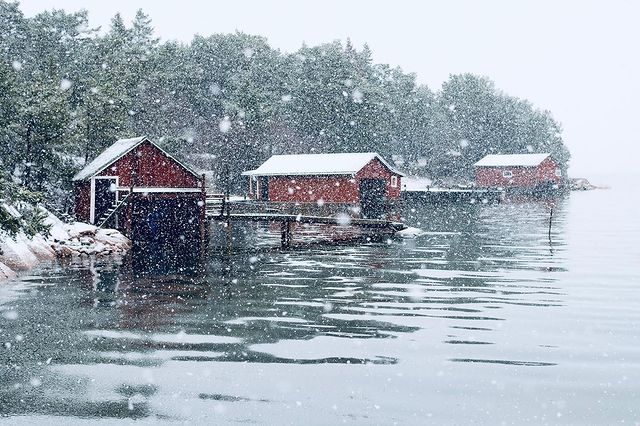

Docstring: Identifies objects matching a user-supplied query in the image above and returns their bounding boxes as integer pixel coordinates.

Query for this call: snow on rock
[397,226,426,238]
[0,262,16,281]
[1,209,130,283]
[0,233,41,270]
[66,222,98,238]
[401,176,433,192]
[51,222,130,257]
[44,210,70,241]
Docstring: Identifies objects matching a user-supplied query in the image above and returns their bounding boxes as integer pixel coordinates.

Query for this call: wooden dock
[204,194,406,248]
[402,187,505,203]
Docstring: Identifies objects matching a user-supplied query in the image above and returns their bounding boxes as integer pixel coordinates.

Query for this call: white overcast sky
[17,0,640,177]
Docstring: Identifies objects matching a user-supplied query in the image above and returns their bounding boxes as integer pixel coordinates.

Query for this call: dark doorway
[259,177,269,200]
[130,196,201,275]
[94,178,117,224]
[359,178,386,218]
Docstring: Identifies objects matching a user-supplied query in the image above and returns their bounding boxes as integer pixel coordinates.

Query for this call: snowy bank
[0,210,130,282]
[396,226,426,238]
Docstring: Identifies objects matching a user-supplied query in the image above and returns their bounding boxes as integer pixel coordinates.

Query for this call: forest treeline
[0,2,570,213]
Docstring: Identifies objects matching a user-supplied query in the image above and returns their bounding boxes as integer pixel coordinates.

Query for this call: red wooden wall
[74,182,91,222]
[475,157,560,188]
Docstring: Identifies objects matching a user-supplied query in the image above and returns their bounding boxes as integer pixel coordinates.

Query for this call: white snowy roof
[73,137,146,181]
[73,136,200,181]
[242,152,404,177]
[473,153,551,167]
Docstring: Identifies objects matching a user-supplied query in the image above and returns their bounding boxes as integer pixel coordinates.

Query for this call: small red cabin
[73,136,205,240]
[474,153,562,190]
[242,153,404,217]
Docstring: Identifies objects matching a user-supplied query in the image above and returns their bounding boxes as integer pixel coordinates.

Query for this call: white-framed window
[502,170,513,178]
[555,168,562,177]
[391,175,398,187]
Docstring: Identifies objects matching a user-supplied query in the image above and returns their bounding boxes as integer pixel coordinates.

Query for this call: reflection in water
[3,191,637,424]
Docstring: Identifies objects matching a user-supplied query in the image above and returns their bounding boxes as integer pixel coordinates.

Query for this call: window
[555,168,562,177]
[502,170,513,178]
[391,175,398,187]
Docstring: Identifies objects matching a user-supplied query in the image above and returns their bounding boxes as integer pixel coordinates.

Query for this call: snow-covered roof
[473,153,551,167]
[242,153,405,177]
[73,136,200,181]
[73,137,146,181]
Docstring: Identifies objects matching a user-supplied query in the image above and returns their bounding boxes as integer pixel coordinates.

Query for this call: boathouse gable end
[73,136,200,188]
[97,141,200,189]
[356,157,402,199]
[474,153,561,188]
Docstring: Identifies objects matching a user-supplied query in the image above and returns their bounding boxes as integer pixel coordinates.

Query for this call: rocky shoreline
[0,211,130,282]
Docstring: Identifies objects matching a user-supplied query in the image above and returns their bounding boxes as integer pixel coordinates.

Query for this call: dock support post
[281,220,292,248]
[226,218,233,254]
[200,173,207,259]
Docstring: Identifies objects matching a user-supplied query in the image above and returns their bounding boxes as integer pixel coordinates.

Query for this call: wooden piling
[281,220,292,248]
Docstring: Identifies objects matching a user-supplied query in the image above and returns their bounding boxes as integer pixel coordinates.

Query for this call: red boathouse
[73,136,205,240]
[242,153,404,217]
[473,153,562,190]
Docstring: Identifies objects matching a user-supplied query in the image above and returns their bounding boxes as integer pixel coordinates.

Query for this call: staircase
[205,193,226,218]
[96,192,132,228]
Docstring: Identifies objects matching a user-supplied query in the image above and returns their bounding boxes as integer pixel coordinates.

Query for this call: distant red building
[242,153,404,217]
[474,153,562,189]
[73,136,205,238]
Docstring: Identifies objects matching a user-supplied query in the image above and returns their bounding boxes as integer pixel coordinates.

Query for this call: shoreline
[0,211,130,283]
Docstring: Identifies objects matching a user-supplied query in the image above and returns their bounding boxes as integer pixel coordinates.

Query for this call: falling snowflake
[243,47,254,58]
[336,213,351,226]
[351,89,363,103]
[281,94,292,102]
[60,78,73,91]
[219,116,232,133]
[11,61,22,71]
[209,83,222,96]
[2,311,18,320]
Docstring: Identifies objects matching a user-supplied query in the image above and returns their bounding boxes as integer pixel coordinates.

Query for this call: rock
[66,222,98,238]
[26,235,57,260]
[1,210,130,283]
[0,233,41,271]
[569,178,597,191]
[0,261,17,281]
[54,245,75,258]
[397,226,426,238]
[43,209,71,241]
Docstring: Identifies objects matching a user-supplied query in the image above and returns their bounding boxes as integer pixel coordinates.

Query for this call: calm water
[1,178,639,425]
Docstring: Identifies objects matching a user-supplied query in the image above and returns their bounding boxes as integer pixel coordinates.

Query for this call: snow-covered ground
[401,176,433,192]
[0,210,130,282]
